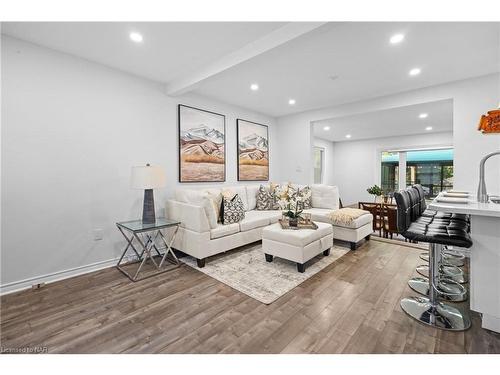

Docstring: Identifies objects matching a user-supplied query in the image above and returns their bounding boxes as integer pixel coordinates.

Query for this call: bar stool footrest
[408,277,467,302]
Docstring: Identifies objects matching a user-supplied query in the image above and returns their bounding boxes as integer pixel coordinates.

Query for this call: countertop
[428,198,500,218]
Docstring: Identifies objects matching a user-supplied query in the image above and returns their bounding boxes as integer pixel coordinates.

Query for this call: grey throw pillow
[256,184,280,210]
[299,185,312,209]
[222,194,245,224]
[256,184,273,210]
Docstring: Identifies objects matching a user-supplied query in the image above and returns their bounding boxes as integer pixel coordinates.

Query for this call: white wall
[277,74,500,193]
[330,132,453,205]
[1,36,277,291]
[313,138,335,185]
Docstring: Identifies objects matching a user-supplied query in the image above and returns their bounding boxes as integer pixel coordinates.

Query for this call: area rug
[180,242,349,304]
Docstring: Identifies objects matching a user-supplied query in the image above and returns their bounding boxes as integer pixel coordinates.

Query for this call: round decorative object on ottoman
[262,222,333,273]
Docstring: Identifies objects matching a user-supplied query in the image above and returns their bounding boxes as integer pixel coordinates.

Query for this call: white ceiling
[194,22,499,116]
[313,99,453,142]
[1,22,286,82]
[2,22,499,117]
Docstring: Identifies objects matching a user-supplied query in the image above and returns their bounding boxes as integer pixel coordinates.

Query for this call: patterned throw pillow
[256,184,281,210]
[299,185,312,209]
[256,184,273,210]
[222,194,245,224]
[269,183,281,210]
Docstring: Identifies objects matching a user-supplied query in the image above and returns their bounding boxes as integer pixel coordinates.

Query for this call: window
[314,147,324,184]
[381,148,453,198]
[405,149,454,198]
[381,151,399,192]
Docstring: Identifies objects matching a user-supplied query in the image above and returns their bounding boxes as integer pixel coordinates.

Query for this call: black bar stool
[394,188,473,331]
[409,186,469,285]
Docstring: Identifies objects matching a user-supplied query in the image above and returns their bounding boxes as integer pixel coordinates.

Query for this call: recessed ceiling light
[250,83,259,91]
[419,113,428,119]
[345,134,352,139]
[425,126,433,131]
[288,99,296,105]
[129,32,143,43]
[409,68,421,76]
[323,126,331,131]
[390,33,405,44]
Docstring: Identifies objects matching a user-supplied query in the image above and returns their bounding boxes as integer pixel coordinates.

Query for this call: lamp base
[142,189,156,224]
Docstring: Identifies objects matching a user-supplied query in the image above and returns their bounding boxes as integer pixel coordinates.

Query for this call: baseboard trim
[0,255,134,296]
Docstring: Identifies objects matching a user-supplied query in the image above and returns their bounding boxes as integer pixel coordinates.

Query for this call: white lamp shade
[131,165,166,189]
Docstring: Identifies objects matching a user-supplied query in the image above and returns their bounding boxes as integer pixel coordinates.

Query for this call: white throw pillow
[311,184,339,210]
[182,190,219,229]
[245,185,259,211]
[175,188,221,203]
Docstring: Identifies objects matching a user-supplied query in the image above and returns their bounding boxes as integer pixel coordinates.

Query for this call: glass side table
[116,218,181,281]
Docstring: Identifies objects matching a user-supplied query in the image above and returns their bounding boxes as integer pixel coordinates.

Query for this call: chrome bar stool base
[408,277,467,303]
[419,252,429,262]
[400,296,471,331]
[416,264,467,284]
[418,253,465,267]
[441,251,466,267]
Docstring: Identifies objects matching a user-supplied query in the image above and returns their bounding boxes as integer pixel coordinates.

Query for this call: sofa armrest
[166,200,211,233]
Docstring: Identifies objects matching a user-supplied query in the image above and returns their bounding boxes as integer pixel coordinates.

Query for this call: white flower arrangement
[277,184,311,219]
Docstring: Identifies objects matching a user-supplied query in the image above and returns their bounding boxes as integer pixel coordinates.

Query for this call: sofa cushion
[262,222,333,247]
[311,185,339,210]
[302,207,335,223]
[175,189,219,229]
[175,188,221,203]
[210,223,240,239]
[239,210,270,232]
[246,185,259,211]
[247,209,282,223]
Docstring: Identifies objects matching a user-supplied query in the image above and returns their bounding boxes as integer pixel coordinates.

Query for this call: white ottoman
[330,210,373,250]
[262,222,334,273]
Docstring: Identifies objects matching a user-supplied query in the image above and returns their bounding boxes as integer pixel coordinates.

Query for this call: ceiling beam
[164,22,328,96]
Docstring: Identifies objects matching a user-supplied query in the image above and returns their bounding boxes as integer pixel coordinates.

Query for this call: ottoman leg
[350,242,356,251]
[297,263,306,273]
[365,234,371,241]
[196,258,206,268]
[323,248,331,256]
[265,253,273,262]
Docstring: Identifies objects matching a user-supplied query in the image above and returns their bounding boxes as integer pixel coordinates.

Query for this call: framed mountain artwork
[237,119,269,181]
[178,105,226,182]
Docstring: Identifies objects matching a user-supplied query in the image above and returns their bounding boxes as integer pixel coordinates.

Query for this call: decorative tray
[278,219,318,230]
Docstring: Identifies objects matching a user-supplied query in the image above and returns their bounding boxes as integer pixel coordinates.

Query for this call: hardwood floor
[1,239,499,354]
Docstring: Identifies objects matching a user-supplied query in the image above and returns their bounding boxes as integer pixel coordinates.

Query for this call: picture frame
[178,104,226,182]
[237,119,269,181]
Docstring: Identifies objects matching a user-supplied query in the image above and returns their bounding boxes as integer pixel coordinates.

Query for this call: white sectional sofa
[166,184,372,267]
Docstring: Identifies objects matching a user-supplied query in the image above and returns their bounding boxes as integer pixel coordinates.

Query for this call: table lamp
[131,164,166,224]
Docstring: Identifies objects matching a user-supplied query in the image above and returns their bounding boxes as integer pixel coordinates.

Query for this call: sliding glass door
[381,148,454,198]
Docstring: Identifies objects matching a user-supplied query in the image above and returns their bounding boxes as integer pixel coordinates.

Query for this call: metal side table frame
[116,218,180,281]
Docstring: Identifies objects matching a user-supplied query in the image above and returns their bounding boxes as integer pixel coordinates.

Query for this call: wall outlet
[93,228,104,241]
[32,282,45,290]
